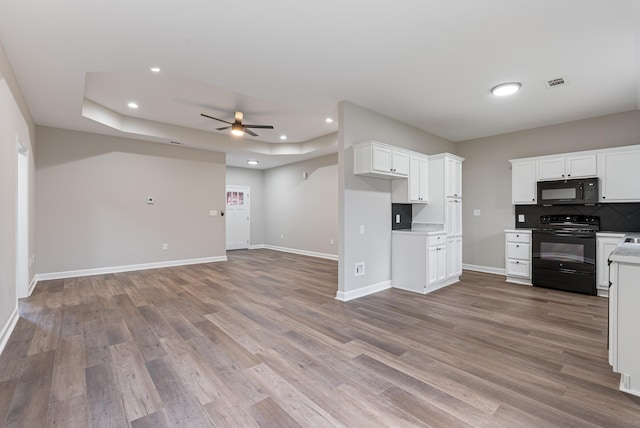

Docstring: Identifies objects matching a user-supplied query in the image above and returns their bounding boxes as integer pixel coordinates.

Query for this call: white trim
[264,245,338,261]
[506,277,533,286]
[462,263,505,276]
[335,280,392,301]
[248,244,265,250]
[0,308,19,356]
[28,277,37,296]
[34,256,227,281]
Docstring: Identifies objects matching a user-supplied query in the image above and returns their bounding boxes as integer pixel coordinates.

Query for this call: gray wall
[339,101,455,297]
[264,153,338,256]
[36,127,227,274]
[0,40,36,341]
[225,166,265,247]
[455,110,640,271]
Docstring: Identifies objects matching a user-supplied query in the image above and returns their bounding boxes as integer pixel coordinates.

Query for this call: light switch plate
[473,209,481,216]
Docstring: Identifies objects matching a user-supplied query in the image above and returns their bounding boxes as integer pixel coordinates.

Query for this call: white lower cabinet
[505,230,532,285]
[597,233,625,296]
[446,236,462,278]
[391,231,460,294]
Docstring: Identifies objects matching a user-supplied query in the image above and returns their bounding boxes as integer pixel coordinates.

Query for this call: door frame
[16,138,29,299]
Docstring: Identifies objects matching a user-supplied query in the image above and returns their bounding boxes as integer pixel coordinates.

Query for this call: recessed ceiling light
[247,160,259,166]
[325,117,334,123]
[280,135,287,140]
[491,82,522,97]
[128,102,139,109]
[150,67,161,73]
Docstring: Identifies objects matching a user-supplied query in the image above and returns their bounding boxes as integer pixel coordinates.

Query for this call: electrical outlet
[330,239,334,245]
[473,209,481,216]
[355,262,365,276]
[360,225,365,234]
[162,243,168,250]
[518,214,525,223]
[280,234,284,240]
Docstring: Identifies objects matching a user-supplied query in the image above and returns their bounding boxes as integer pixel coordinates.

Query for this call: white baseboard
[248,244,265,250]
[28,277,37,296]
[335,280,392,301]
[0,307,19,357]
[34,256,228,282]
[462,263,505,276]
[263,245,338,261]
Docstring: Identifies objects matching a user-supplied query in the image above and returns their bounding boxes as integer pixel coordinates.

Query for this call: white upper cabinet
[598,148,640,202]
[537,154,597,181]
[354,141,410,178]
[511,159,537,204]
[392,154,429,203]
[445,156,462,197]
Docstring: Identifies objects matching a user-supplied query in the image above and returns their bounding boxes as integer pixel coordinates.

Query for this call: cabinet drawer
[428,234,446,246]
[506,259,530,278]
[506,242,530,259]
[506,232,531,244]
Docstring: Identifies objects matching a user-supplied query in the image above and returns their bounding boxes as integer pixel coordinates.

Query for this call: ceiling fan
[200,111,274,137]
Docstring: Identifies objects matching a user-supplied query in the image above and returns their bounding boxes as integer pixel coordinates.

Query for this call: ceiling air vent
[169,141,183,145]
[545,77,567,88]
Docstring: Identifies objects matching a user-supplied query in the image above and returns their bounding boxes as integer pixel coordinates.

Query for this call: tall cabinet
[417,153,465,281]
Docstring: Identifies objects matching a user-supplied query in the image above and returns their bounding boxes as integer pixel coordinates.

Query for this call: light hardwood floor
[1,249,639,427]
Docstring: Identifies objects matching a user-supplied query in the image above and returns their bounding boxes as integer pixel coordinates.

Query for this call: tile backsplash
[514,203,640,232]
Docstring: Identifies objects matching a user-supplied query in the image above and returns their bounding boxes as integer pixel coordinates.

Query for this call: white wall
[338,101,455,300]
[456,110,640,272]
[0,39,36,351]
[225,166,265,246]
[264,153,338,257]
[35,127,227,275]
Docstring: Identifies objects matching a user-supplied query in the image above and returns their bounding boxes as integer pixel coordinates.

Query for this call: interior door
[226,186,250,250]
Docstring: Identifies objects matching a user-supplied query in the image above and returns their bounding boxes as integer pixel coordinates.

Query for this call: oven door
[532,230,596,295]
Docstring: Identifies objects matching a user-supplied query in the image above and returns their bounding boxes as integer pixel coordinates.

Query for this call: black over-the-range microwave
[537,177,599,205]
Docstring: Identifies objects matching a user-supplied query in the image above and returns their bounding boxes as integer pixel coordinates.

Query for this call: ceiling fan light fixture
[491,82,522,97]
[231,123,244,136]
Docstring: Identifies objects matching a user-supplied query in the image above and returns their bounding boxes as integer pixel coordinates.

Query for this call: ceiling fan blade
[235,111,243,123]
[243,124,274,129]
[201,113,233,125]
[216,126,231,131]
[244,128,258,137]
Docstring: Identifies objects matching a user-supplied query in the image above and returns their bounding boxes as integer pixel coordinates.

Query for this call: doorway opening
[225,186,250,250]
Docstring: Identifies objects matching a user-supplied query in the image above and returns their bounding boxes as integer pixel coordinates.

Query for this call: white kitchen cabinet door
[408,155,428,202]
[446,236,462,278]
[511,160,537,204]
[445,198,462,236]
[371,145,393,174]
[566,154,597,178]
[392,150,410,176]
[445,157,462,197]
[598,149,640,202]
[538,157,566,181]
[428,245,447,285]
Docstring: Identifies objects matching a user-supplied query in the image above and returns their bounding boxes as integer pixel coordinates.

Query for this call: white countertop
[505,229,533,233]
[393,223,445,235]
[610,233,640,264]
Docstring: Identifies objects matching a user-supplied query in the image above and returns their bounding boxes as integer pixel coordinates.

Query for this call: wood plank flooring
[1,249,639,427]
